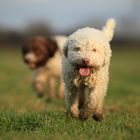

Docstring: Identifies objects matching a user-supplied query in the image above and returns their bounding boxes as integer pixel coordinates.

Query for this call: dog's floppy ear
[63,42,68,57]
[46,38,58,57]
[102,19,116,42]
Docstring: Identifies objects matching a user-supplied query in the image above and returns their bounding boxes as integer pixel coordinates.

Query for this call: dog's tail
[102,19,116,42]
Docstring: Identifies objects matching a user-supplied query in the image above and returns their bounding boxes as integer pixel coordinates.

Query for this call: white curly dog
[62,19,116,121]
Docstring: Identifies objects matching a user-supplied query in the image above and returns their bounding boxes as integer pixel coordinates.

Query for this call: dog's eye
[74,47,81,51]
[92,49,96,52]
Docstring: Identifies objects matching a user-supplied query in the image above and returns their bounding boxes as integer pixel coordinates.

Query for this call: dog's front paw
[93,114,103,122]
[70,107,79,118]
[79,110,88,121]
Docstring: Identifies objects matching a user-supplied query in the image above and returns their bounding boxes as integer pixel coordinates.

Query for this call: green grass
[0,46,140,140]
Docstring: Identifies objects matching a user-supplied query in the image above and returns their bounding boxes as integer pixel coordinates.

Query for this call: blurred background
[0,0,140,45]
[0,0,140,112]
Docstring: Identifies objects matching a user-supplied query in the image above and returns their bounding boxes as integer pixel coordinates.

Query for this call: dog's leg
[92,83,108,121]
[79,89,98,121]
[33,68,47,98]
[78,86,85,109]
[33,81,46,98]
[92,95,104,121]
[65,88,79,118]
[49,77,55,99]
[79,86,105,121]
[58,80,64,99]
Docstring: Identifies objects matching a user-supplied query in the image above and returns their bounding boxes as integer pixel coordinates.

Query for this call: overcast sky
[0,0,139,32]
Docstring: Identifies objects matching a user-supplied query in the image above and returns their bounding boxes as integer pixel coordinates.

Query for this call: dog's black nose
[82,58,90,65]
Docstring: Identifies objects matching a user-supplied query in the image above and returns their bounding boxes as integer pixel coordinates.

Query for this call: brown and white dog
[22,35,67,99]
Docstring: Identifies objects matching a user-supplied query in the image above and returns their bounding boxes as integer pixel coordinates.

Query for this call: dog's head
[22,36,58,69]
[63,19,116,76]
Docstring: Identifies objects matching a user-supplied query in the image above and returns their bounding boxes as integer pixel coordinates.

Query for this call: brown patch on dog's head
[22,36,58,69]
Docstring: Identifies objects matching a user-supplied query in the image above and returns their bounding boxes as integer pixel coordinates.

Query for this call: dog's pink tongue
[79,68,90,76]
[29,63,36,69]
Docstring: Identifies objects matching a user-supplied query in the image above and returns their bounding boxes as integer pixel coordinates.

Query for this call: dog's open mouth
[79,68,90,76]
[75,64,97,77]
[28,62,36,69]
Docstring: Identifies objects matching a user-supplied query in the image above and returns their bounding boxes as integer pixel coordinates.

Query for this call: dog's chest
[73,73,97,88]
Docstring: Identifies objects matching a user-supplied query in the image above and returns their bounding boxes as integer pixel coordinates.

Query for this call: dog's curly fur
[62,19,116,121]
[22,35,67,99]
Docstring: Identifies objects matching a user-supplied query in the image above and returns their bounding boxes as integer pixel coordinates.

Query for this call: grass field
[0,46,140,140]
